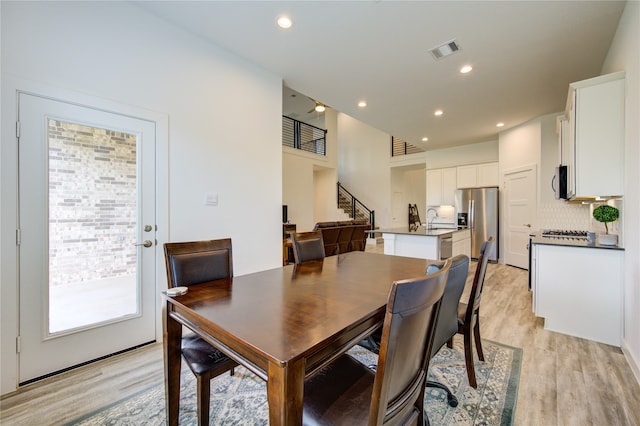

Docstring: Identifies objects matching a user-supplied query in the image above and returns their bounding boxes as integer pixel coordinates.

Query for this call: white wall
[601,0,640,383]
[405,169,427,218]
[426,140,498,169]
[282,108,338,231]
[1,1,282,394]
[282,151,316,230]
[338,113,392,228]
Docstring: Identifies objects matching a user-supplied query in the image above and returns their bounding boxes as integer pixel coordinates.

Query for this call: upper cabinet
[456,162,499,188]
[565,71,625,199]
[426,167,456,206]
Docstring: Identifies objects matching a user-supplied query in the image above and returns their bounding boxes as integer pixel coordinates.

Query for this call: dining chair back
[450,237,494,388]
[163,239,238,426]
[425,254,470,407]
[291,231,326,263]
[302,260,450,425]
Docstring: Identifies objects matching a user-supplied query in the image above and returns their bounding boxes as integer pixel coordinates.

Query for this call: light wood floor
[2,243,639,425]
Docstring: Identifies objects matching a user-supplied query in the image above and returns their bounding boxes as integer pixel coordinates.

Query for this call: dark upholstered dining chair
[290,231,326,264]
[449,237,494,388]
[163,239,238,426]
[302,261,450,426]
[359,255,470,408]
[424,254,470,407]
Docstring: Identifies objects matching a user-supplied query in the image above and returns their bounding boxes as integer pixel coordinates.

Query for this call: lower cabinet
[452,229,471,258]
[533,243,622,346]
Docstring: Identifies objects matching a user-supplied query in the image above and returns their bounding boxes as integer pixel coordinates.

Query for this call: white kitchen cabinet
[533,243,622,346]
[566,71,624,199]
[452,228,471,258]
[426,167,456,206]
[456,162,499,188]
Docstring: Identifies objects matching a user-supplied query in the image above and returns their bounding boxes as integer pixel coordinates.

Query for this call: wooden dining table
[163,251,434,425]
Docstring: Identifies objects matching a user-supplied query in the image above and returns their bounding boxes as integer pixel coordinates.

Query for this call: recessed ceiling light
[422,137,429,142]
[496,122,505,127]
[460,65,473,74]
[434,110,444,117]
[358,101,367,108]
[276,16,293,29]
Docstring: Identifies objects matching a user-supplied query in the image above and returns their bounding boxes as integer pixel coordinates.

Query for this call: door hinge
[16,228,21,246]
[16,120,21,139]
[16,336,21,353]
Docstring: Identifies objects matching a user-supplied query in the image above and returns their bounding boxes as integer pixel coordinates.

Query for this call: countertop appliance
[455,187,499,262]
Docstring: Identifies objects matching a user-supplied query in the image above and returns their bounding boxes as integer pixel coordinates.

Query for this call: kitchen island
[372,226,470,261]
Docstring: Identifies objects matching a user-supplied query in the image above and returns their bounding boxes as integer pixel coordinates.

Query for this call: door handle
[524,224,531,228]
[134,240,153,248]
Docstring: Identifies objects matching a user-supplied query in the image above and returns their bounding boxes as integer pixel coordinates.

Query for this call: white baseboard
[621,337,640,386]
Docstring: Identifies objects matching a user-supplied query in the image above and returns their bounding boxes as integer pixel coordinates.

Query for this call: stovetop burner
[541,229,588,239]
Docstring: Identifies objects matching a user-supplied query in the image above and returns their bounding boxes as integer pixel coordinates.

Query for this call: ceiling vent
[429,39,460,60]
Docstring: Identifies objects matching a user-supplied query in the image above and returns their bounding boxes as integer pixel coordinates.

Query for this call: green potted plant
[593,204,619,245]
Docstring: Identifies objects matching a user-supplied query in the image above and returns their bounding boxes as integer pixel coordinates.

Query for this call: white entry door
[503,165,537,269]
[391,191,404,227]
[18,93,157,383]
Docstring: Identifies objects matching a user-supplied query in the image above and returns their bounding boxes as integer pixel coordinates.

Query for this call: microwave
[553,165,568,199]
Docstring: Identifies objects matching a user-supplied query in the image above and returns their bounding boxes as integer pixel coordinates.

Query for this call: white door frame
[1,76,168,393]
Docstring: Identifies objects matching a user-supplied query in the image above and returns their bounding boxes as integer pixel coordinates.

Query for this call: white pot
[599,233,618,246]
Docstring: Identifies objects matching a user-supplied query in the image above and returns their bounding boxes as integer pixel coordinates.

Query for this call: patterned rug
[67,339,521,425]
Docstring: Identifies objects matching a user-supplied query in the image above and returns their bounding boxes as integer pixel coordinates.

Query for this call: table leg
[267,358,305,425]
[163,303,182,426]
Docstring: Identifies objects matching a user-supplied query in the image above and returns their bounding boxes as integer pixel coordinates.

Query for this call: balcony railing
[282,116,327,156]
[391,136,424,156]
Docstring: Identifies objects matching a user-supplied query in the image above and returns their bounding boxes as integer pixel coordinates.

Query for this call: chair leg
[473,317,485,362]
[230,367,235,376]
[446,337,453,349]
[463,327,477,388]
[196,374,211,426]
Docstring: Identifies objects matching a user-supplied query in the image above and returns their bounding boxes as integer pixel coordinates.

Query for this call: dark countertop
[530,233,624,250]
[370,226,462,237]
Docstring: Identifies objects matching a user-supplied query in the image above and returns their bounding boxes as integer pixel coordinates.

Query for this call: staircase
[336,182,377,242]
[338,192,369,221]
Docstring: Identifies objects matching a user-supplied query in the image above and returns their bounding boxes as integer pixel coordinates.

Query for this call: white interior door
[18,93,157,383]
[503,166,536,269]
[391,191,404,227]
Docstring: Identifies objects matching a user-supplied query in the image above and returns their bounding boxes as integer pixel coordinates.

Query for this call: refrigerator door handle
[469,199,476,254]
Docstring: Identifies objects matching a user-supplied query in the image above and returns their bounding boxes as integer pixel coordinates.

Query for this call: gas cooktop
[541,229,588,239]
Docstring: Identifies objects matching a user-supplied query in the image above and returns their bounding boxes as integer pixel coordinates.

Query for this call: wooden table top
[166,251,433,368]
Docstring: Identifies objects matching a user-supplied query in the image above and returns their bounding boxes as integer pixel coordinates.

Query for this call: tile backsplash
[538,202,591,231]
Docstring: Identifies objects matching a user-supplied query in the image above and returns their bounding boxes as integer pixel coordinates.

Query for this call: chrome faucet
[426,207,439,229]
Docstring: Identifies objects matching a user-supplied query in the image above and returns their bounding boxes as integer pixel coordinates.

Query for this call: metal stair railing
[337,182,375,232]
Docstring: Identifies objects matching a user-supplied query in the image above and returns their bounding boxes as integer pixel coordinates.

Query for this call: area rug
[67,339,521,426]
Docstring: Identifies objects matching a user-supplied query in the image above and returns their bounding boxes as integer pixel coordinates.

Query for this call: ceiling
[135,1,626,151]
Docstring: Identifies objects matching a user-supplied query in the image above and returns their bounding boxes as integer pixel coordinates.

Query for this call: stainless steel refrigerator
[455,187,499,262]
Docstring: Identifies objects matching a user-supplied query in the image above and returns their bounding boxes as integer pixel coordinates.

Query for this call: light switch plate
[205,192,218,206]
